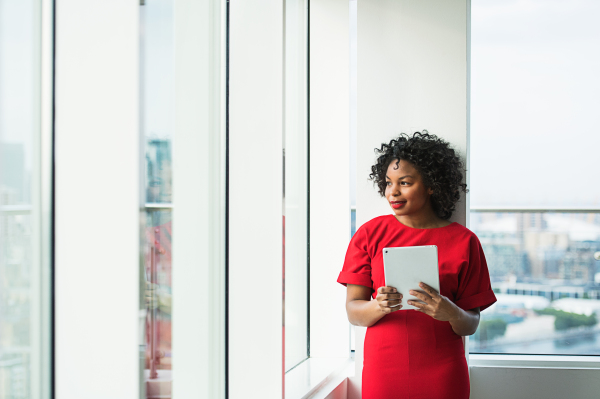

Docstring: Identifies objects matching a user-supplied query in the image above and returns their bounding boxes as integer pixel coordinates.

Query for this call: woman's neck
[394,210,450,229]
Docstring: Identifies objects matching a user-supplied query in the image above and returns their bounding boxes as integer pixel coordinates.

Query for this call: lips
[391,201,406,209]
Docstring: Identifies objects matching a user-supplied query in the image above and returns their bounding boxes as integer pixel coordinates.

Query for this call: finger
[408,300,427,310]
[409,289,432,303]
[415,307,429,315]
[382,293,403,300]
[382,299,402,307]
[419,282,440,298]
[378,286,397,294]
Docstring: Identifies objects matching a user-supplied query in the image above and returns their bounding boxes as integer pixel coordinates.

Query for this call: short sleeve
[454,234,497,311]
[337,226,373,290]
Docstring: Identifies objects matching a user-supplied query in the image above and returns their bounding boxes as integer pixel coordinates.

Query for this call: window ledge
[285,357,354,399]
[469,353,600,369]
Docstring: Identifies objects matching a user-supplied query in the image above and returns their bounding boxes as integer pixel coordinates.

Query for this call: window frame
[466,0,600,371]
[469,353,600,369]
[171,0,227,397]
[285,0,353,394]
[54,0,141,397]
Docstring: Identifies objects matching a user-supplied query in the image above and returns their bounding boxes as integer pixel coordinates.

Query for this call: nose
[388,182,401,196]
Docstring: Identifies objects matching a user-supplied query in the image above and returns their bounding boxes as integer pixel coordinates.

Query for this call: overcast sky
[469,0,600,208]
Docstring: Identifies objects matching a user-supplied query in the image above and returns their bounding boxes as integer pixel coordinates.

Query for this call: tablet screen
[382,245,440,310]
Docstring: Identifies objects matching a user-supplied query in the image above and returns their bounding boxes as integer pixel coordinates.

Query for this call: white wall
[470,367,600,399]
[309,0,351,360]
[355,0,469,379]
[356,0,468,228]
[54,1,140,398]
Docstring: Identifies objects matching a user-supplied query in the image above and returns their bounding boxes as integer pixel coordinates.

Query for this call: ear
[427,187,434,195]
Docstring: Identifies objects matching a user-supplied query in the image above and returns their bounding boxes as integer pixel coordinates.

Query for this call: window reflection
[144,209,172,377]
[146,139,172,204]
[0,0,42,396]
[140,0,174,397]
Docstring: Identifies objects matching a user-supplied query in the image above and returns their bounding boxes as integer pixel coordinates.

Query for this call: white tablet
[382,245,440,310]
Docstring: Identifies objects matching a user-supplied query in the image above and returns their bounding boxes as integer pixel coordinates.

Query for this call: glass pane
[140,0,174,397]
[350,208,356,352]
[471,0,600,356]
[349,0,357,355]
[143,210,172,376]
[0,212,33,397]
[471,0,600,208]
[470,212,600,354]
[0,0,45,397]
[284,0,309,372]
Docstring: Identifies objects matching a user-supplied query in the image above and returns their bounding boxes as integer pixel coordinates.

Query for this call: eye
[386,181,409,186]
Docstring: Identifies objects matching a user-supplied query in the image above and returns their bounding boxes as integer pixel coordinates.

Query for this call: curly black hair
[368,130,468,220]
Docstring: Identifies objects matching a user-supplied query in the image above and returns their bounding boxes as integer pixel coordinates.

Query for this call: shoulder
[448,222,483,246]
[350,215,394,245]
[363,214,393,228]
[356,214,393,235]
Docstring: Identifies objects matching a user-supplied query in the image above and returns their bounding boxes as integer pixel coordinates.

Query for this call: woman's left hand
[408,282,460,322]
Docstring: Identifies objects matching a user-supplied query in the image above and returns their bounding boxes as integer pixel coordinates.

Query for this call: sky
[469,0,600,208]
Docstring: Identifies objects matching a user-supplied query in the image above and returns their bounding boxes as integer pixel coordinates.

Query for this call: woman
[337,131,496,399]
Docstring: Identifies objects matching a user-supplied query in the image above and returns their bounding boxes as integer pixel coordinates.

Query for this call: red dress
[337,215,497,399]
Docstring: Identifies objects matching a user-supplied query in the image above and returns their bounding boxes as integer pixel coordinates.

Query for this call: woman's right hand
[376,286,403,314]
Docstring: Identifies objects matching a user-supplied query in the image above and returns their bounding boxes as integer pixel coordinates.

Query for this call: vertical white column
[355,0,469,380]
[228,1,284,397]
[465,0,472,365]
[54,1,140,398]
[172,0,226,398]
[309,0,351,359]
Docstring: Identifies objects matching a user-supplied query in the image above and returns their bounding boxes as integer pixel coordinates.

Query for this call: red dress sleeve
[337,226,373,290]
[454,233,497,311]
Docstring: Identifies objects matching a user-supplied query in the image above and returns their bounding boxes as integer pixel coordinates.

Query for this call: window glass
[470,212,600,354]
[470,0,600,209]
[470,0,600,354]
[140,0,174,395]
[284,0,309,372]
[0,0,48,396]
[349,0,357,354]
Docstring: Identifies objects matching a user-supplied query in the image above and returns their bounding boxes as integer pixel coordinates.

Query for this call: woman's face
[385,159,434,217]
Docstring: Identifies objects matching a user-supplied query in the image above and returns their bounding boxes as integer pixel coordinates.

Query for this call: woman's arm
[448,306,480,336]
[345,284,403,327]
[408,282,480,336]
